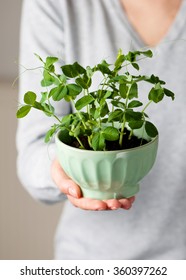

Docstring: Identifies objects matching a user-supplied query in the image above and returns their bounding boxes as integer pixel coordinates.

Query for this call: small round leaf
[102,127,119,141]
[24,91,36,105]
[145,121,158,137]
[16,105,31,118]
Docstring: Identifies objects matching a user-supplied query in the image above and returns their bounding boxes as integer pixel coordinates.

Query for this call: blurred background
[0,0,62,259]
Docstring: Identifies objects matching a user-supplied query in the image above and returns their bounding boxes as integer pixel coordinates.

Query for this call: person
[17,0,186,259]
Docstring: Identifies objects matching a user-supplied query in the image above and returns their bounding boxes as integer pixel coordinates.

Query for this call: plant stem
[53,114,61,123]
[85,89,90,115]
[119,118,125,147]
[76,136,85,149]
[119,81,131,147]
[129,129,133,140]
[87,135,92,149]
[142,100,153,113]
[71,99,88,130]
[43,66,62,84]
[140,123,146,146]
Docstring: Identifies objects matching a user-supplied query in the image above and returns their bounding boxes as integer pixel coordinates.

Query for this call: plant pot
[55,129,158,200]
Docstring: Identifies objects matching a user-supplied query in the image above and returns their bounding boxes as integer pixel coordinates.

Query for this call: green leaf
[90,107,96,118]
[24,91,37,105]
[104,90,113,99]
[73,62,86,75]
[145,74,166,85]
[16,105,31,118]
[59,74,67,83]
[125,110,143,121]
[100,96,106,106]
[119,83,127,98]
[114,52,125,70]
[108,109,124,122]
[41,79,54,87]
[86,66,94,78]
[90,106,105,119]
[61,114,73,126]
[126,50,153,62]
[75,95,95,111]
[91,132,105,151]
[64,95,72,102]
[128,120,144,129]
[100,102,109,117]
[145,121,158,137]
[164,88,175,100]
[111,100,125,109]
[148,85,164,103]
[40,92,48,104]
[71,117,79,130]
[45,56,58,68]
[61,62,85,78]
[102,127,119,141]
[128,83,138,99]
[132,63,140,70]
[43,69,55,81]
[73,123,81,138]
[51,85,68,101]
[67,84,82,97]
[44,126,57,143]
[109,75,127,83]
[141,50,153,58]
[97,60,112,74]
[41,70,56,87]
[76,74,91,89]
[126,51,137,62]
[128,100,143,108]
[42,103,53,116]
[94,108,101,119]
[33,101,45,111]
[61,64,78,78]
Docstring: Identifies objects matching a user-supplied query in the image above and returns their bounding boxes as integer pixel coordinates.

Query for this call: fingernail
[111,207,117,210]
[69,187,77,198]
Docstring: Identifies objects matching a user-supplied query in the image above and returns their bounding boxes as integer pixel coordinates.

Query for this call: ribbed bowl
[55,130,158,199]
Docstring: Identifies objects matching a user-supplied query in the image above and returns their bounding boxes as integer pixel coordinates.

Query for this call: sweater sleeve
[16,0,70,204]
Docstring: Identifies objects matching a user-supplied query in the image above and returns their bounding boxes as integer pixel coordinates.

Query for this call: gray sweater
[17,0,186,259]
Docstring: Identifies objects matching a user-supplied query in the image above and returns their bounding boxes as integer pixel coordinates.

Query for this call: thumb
[51,159,82,198]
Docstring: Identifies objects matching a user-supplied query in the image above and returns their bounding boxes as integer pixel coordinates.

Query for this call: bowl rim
[55,130,159,154]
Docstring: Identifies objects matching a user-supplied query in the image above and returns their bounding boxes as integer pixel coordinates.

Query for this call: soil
[70,128,149,151]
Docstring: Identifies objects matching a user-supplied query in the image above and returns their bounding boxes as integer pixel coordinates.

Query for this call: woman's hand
[51,159,135,211]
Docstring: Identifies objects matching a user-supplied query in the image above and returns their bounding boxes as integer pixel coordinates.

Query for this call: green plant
[17,49,175,151]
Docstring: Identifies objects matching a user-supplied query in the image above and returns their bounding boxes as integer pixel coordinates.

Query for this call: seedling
[17,49,175,151]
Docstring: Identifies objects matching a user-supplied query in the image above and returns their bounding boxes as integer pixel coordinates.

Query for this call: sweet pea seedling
[17,49,175,151]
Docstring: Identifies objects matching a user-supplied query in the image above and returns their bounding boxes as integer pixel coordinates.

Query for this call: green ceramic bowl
[55,129,158,200]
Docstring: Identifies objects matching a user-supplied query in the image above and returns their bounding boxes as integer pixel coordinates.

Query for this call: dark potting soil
[70,128,149,151]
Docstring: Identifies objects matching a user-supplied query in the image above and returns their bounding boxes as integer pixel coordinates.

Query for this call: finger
[67,195,108,211]
[118,198,134,210]
[51,159,82,198]
[103,199,122,210]
[128,196,135,204]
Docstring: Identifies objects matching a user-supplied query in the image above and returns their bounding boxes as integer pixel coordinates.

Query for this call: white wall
[0,0,22,80]
[0,0,62,260]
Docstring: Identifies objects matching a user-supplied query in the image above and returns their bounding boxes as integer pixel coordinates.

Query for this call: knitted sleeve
[16,0,70,203]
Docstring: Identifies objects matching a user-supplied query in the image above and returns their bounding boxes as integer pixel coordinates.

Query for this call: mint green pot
[55,130,158,200]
